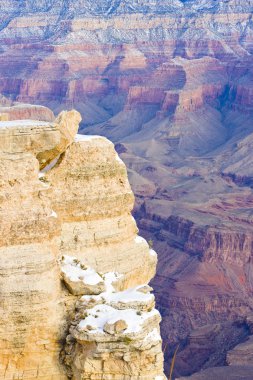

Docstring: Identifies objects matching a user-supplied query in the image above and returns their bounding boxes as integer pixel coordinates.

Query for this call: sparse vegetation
[148,239,154,248]
[122,336,132,345]
[168,345,179,380]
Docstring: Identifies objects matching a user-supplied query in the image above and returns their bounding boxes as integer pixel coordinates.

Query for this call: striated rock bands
[0,109,165,379]
[61,255,164,379]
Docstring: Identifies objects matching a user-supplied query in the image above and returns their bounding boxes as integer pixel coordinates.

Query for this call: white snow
[0,120,50,128]
[75,134,101,142]
[115,154,125,165]
[150,249,157,258]
[144,328,161,343]
[103,286,154,304]
[50,210,58,218]
[38,172,45,179]
[103,271,122,293]
[135,235,147,244]
[154,377,164,380]
[78,304,159,334]
[80,285,154,306]
[61,255,103,285]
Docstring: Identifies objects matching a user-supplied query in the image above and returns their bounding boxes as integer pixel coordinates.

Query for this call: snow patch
[75,134,101,142]
[80,285,154,306]
[135,235,147,244]
[61,255,103,286]
[78,304,159,334]
[115,154,125,165]
[50,210,57,218]
[103,286,154,304]
[0,120,51,128]
[150,249,157,258]
[144,328,161,343]
[38,172,45,179]
[104,271,122,293]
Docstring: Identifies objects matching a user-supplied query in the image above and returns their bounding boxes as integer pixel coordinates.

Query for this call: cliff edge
[0,110,165,379]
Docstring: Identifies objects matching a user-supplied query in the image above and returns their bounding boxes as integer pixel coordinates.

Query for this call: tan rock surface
[38,110,81,169]
[0,151,66,379]
[45,135,157,289]
[62,254,165,380]
[0,110,164,379]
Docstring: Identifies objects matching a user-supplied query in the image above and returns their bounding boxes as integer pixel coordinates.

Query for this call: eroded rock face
[61,255,164,380]
[227,335,253,366]
[0,152,66,379]
[37,110,81,169]
[45,135,157,289]
[0,110,165,379]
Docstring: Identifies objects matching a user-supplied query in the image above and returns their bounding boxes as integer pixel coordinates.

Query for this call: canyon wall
[0,110,165,380]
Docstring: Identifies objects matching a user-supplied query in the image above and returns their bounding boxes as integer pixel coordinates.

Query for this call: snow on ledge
[115,154,125,166]
[78,304,159,335]
[144,328,161,343]
[103,286,154,304]
[80,284,154,306]
[103,271,122,293]
[150,249,157,258]
[61,255,103,286]
[135,235,147,245]
[0,120,51,128]
[75,134,102,142]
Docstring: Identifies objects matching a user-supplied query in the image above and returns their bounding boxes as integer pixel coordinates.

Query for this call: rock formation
[0,110,165,379]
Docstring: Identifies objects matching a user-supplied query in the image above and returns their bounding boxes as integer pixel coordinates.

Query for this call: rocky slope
[0,110,165,379]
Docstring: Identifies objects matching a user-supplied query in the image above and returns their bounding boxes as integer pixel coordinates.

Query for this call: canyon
[0,0,253,378]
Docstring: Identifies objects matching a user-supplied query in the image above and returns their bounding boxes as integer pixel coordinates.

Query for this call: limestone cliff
[0,110,165,379]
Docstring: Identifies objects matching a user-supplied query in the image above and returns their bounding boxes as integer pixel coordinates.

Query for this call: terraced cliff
[0,110,165,380]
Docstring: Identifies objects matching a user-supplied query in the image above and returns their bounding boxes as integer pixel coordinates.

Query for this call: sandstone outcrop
[37,110,81,169]
[0,141,65,379]
[62,256,163,379]
[0,109,165,379]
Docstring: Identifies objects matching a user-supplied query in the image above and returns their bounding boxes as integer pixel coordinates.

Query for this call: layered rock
[0,135,65,379]
[0,109,165,379]
[0,96,55,121]
[45,134,157,290]
[227,335,253,366]
[0,104,54,122]
[60,256,164,379]
[177,365,253,380]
